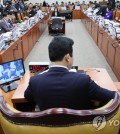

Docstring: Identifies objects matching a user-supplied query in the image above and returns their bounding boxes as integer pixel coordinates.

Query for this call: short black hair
[48,37,74,62]
[3,12,8,17]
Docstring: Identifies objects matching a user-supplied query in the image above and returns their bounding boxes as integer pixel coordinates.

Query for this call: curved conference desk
[81,12,120,81]
[0,15,48,63]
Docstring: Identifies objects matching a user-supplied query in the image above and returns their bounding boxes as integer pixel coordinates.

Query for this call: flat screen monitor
[0,58,25,92]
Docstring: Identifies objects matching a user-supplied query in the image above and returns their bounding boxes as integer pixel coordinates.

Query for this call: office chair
[0,92,120,134]
[114,10,120,22]
[96,5,107,16]
[17,13,23,23]
[50,18,64,36]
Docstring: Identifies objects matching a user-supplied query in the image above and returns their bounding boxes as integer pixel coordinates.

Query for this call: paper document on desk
[110,21,120,27]
[69,69,77,72]
[69,69,86,74]
[51,17,63,19]
[115,28,120,32]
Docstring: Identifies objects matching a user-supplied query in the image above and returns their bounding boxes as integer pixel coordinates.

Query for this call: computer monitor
[0,58,25,92]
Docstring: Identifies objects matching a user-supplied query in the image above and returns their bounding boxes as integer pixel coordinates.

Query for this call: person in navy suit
[24,37,115,111]
[0,12,13,33]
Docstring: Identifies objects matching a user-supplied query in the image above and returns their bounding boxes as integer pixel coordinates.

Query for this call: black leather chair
[49,18,64,36]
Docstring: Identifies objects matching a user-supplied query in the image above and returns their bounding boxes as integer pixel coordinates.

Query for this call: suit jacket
[29,9,37,17]
[96,5,107,16]
[24,67,115,111]
[0,18,12,33]
[15,3,23,13]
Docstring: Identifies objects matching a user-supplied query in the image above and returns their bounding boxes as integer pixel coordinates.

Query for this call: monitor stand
[1,82,18,93]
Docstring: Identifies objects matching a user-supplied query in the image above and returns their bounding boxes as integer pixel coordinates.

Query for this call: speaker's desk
[11,68,117,110]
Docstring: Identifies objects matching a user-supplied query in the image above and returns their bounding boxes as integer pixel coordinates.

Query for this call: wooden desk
[91,21,99,44]
[48,17,65,34]
[72,10,81,19]
[0,15,48,63]
[81,11,120,81]
[11,68,117,110]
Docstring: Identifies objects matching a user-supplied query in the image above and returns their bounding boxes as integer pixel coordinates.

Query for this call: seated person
[15,0,23,13]
[96,5,108,16]
[36,5,42,18]
[0,12,13,33]
[8,12,15,27]
[24,37,115,111]
[28,4,37,17]
[92,3,100,14]
[104,7,113,20]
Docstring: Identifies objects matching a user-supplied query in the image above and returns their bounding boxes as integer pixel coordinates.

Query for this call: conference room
[0,0,120,133]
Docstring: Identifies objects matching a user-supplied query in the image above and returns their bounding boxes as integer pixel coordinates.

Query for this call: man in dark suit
[0,12,13,33]
[96,5,108,16]
[24,37,115,111]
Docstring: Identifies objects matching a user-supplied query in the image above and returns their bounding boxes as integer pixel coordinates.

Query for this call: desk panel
[98,27,104,49]
[91,21,99,44]
[72,10,81,19]
[0,38,23,63]
[114,46,120,80]
[101,32,109,57]
[106,38,119,69]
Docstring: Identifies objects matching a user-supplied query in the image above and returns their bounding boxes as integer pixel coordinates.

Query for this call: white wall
[25,0,107,5]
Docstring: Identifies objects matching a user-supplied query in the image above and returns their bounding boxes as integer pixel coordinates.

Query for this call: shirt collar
[49,65,68,70]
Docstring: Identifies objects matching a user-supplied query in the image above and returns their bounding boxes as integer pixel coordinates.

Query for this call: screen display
[0,59,25,85]
[29,65,49,73]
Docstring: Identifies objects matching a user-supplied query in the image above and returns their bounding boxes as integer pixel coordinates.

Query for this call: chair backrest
[80,4,88,10]
[0,93,120,134]
[57,6,62,11]
[41,7,49,12]
[52,18,62,25]
[112,10,116,19]
[99,1,107,5]
[114,10,120,22]
[69,5,74,10]
[20,13,25,21]
[17,13,22,23]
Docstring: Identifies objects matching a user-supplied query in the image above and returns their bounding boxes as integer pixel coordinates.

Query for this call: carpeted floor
[24,20,118,81]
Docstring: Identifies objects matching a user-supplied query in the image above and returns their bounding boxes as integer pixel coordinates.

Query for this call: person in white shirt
[36,5,42,18]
